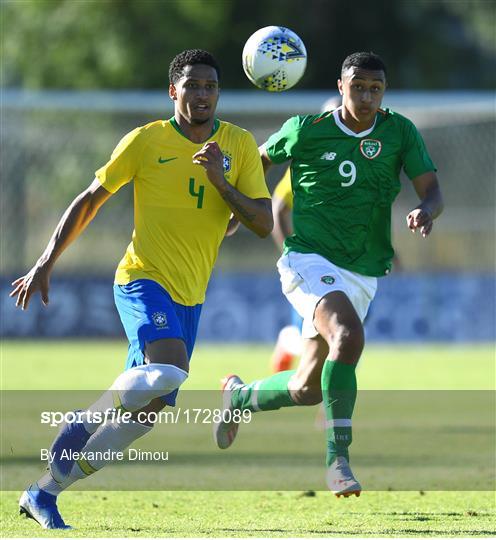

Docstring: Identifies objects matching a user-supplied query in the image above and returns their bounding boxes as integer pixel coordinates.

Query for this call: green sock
[321,360,357,466]
[231,370,297,412]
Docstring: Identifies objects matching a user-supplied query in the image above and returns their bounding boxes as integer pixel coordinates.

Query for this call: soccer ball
[242,26,307,92]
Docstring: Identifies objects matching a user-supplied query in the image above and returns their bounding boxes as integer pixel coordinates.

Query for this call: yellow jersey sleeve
[273,168,293,209]
[95,127,149,193]
[234,131,271,199]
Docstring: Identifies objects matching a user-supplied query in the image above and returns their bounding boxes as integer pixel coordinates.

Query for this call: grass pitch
[0,341,495,537]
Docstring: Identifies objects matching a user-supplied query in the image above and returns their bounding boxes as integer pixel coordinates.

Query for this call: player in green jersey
[214,51,443,497]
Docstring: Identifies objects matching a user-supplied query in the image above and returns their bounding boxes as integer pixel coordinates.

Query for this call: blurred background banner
[1,0,495,342]
[1,273,494,341]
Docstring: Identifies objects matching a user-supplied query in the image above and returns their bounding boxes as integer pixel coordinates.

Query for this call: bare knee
[144,338,189,373]
[288,375,322,406]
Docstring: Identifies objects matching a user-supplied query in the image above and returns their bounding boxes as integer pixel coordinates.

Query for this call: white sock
[70,420,152,480]
[82,363,187,433]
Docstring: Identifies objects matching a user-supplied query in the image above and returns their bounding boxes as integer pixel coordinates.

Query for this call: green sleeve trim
[169,117,220,140]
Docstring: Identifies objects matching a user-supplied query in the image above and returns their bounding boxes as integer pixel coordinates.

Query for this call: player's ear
[337,79,343,95]
[169,83,177,100]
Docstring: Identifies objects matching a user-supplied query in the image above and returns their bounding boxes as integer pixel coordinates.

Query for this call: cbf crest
[152,312,168,328]
[222,152,232,173]
[360,139,382,160]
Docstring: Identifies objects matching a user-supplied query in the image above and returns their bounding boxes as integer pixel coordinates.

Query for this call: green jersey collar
[169,117,220,140]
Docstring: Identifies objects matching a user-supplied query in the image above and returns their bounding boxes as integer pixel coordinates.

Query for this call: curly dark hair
[341,52,387,77]
[168,49,221,84]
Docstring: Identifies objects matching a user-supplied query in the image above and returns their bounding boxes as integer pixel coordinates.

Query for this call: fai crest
[222,154,232,172]
[320,275,335,285]
[152,312,168,328]
[360,139,382,159]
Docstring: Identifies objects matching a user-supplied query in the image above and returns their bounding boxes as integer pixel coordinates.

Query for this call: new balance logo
[321,152,337,161]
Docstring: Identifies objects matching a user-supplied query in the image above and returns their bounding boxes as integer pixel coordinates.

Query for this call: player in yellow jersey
[11,49,272,530]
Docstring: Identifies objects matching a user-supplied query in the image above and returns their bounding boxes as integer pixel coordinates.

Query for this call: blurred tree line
[2,0,495,89]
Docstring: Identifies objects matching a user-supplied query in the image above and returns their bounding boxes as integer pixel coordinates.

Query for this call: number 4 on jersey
[189,177,205,209]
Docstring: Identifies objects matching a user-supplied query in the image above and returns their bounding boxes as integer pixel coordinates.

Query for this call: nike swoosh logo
[158,157,178,164]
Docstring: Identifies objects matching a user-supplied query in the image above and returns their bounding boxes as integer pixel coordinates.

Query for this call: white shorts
[277,252,378,338]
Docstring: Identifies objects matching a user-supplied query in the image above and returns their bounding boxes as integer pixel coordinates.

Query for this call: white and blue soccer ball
[242,26,307,92]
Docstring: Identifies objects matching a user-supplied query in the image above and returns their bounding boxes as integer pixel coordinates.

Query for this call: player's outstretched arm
[193,141,273,238]
[10,179,112,310]
[406,171,444,237]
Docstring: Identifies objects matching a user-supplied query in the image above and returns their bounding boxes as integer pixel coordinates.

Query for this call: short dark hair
[341,52,387,77]
[168,49,221,84]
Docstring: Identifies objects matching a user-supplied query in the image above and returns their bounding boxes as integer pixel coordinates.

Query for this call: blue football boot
[19,485,71,529]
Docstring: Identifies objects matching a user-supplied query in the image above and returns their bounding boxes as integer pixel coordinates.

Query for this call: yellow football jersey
[273,168,293,209]
[95,118,270,306]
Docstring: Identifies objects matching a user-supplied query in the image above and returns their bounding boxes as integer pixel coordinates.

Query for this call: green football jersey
[264,108,436,276]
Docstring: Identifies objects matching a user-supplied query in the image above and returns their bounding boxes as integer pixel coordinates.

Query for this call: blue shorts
[113,279,202,406]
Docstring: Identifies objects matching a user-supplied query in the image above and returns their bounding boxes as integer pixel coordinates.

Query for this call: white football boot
[326,456,362,497]
[213,374,244,449]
